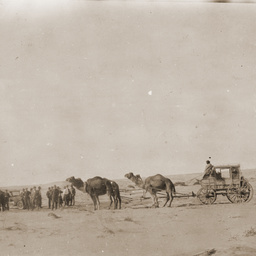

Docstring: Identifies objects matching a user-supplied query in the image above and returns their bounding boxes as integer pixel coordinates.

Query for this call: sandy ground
[0,172,256,256]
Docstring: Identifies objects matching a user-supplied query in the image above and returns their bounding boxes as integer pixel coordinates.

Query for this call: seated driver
[203,160,216,179]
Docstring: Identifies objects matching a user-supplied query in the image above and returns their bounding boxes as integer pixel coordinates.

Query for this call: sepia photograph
[0,0,256,255]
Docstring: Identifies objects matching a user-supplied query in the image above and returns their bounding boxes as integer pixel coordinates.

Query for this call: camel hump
[144,174,175,193]
[86,177,113,194]
[92,176,104,180]
[155,174,167,179]
[146,174,166,184]
[87,176,104,183]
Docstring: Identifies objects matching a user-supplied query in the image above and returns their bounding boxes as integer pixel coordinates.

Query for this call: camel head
[66,176,84,190]
[124,172,134,179]
[66,176,75,182]
[125,172,144,188]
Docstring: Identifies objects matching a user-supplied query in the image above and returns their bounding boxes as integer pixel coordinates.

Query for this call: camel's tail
[115,189,122,209]
[165,179,176,195]
[169,180,176,195]
[172,183,176,194]
[105,180,114,196]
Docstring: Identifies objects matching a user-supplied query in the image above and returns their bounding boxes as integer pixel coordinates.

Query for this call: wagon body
[197,164,253,204]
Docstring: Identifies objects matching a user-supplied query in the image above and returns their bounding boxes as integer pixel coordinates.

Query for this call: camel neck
[130,177,144,188]
[72,185,84,192]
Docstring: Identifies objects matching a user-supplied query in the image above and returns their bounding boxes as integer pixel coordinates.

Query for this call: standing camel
[125,172,176,208]
[66,176,121,210]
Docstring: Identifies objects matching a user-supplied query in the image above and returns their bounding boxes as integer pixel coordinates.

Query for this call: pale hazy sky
[0,1,256,186]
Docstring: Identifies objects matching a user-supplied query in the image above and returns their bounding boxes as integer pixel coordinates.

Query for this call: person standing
[4,190,10,210]
[58,187,63,207]
[51,185,59,210]
[63,186,70,206]
[70,185,76,206]
[38,186,42,208]
[29,188,33,209]
[46,187,52,209]
[20,188,25,209]
[30,186,37,209]
[24,188,31,210]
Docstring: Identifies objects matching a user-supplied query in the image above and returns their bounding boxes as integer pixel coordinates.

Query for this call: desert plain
[0,170,255,256]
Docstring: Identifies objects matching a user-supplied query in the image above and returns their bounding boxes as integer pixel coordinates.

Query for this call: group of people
[46,185,76,210]
[0,184,76,211]
[20,186,42,210]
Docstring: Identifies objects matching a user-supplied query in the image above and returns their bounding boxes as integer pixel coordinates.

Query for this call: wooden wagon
[197,164,253,204]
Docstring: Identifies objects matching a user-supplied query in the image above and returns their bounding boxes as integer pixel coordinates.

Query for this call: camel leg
[141,190,147,199]
[163,192,170,207]
[109,195,113,209]
[116,194,121,209]
[165,188,174,207]
[148,189,159,208]
[114,193,121,209]
[113,196,117,209]
[152,189,159,207]
[116,198,119,209]
[95,195,100,210]
[90,195,97,210]
[154,194,159,208]
[167,193,174,207]
[118,195,122,209]
[113,196,118,210]
[93,197,98,210]
[112,195,117,210]
[148,188,155,207]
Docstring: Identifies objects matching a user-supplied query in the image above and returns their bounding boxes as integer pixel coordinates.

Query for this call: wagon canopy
[214,164,240,169]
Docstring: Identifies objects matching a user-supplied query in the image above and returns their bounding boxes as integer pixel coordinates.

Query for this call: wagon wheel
[197,188,217,205]
[245,183,254,202]
[227,183,253,203]
[17,200,24,209]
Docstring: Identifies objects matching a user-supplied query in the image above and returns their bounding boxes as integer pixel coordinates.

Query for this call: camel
[66,176,121,210]
[125,172,176,208]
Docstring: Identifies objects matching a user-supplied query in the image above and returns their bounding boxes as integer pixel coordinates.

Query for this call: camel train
[66,172,176,210]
